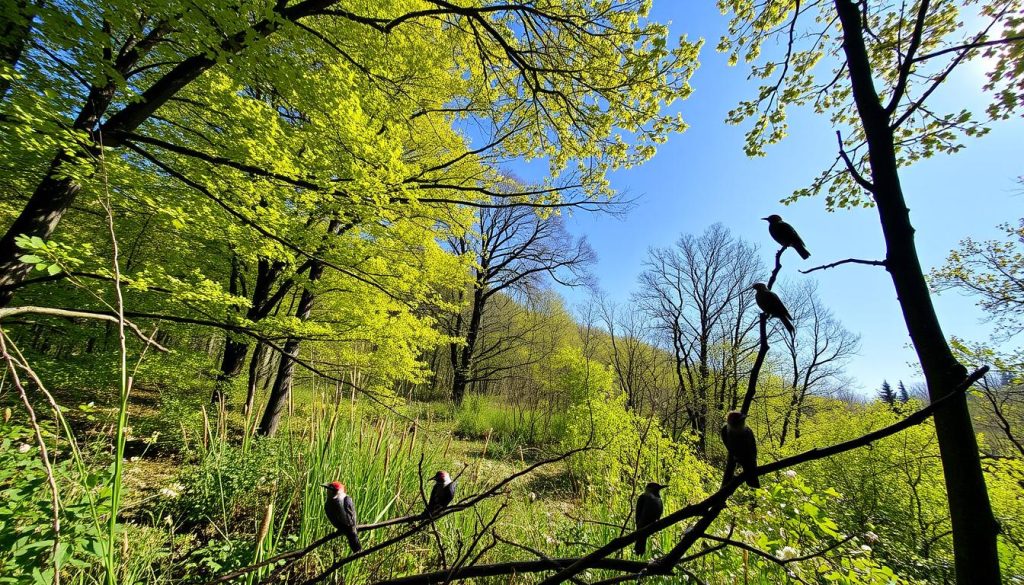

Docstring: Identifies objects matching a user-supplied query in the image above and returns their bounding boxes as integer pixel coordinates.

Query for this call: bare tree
[447,200,595,405]
[635,224,762,451]
[777,281,861,446]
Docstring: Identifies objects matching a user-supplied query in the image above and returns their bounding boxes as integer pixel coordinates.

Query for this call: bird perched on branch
[634,482,666,556]
[322,481,361,552]
[763,214,810,259]
[752,282,795,335]
[425,470,456,518]
[721,411,760,488]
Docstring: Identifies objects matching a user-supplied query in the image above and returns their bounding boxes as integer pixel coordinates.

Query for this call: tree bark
[256,219,343,436]
[256,268,322,436]
[834,1,1000,581]
[211,257,289,403]
[451,284,485,406]
[0,0,32,102]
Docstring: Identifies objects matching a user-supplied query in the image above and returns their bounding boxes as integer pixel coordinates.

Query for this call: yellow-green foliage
[558,346,712,501]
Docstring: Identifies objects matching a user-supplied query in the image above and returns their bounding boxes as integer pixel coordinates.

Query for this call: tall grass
[455,394,568,459]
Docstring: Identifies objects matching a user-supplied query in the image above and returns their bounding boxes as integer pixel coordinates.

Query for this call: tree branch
[800,258,887,274]
[0,306,169,352]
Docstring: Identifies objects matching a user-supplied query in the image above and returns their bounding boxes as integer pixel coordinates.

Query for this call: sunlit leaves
[719,0,1020,208]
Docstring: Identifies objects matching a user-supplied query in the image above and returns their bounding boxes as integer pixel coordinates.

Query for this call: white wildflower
[784,470,797,479]
[159,486,180,499]
[18,443,31,453]
[775,546,799,560]
[864,531,879,543]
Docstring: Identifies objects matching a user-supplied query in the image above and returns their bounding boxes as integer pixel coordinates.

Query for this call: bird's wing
[427,483,440,508]
[636,494,649,524]
[742,427,758,464]
[767,291,792,319]
[344,495,357,526]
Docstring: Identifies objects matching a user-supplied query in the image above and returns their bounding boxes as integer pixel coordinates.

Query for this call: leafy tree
[0,0,701,306]
[932,218,1024,339]
[718,1,1023,578]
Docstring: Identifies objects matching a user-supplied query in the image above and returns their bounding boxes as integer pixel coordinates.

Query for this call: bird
[634,482,667,556]
[752,282,795,335]
[425,470,456,518]
[720,411,760,488]
[322,481,361,552]
[763,215,810,260]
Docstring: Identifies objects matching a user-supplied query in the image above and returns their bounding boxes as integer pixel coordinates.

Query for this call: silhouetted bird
[763,215,810,260]
[721,411,760,488]
[322,481,361,551]
[425,470,456,517]
[752,282,795,335]
[634,482,666,556]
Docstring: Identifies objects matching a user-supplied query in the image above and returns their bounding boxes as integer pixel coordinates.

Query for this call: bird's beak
[321,483,331,489]
[761,217,769,221]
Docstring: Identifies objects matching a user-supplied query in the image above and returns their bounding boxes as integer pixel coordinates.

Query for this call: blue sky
[513,2,1023,395]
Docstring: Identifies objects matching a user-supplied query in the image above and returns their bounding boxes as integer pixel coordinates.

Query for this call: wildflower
[864,531,879,543]
[159,486,180,499]
[775,546,799,560]
[785,470,797,479]
[18,443,31,453]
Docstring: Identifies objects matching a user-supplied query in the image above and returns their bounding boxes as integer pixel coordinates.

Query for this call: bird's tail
[795,244,810,260]
[780,315,795,335]
[745,469,761,488]
[634,536,648,556]
[345,529,362,552]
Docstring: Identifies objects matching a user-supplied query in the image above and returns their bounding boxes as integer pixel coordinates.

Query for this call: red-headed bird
[425,470,456,518]
[752,282,795,335]
[634,482,666,556]
[322,481,361,552]
[763,214,810,259]
[721,411,760,488]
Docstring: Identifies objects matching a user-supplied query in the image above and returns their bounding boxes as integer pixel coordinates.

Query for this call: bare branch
[800,258,887,274]
[0,306,169,352]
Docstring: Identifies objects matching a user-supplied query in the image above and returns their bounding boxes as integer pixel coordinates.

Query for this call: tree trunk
[256,218,343,436]
[835,2,1000,581]
[243,341,266,416]
[451,284,485,406]
[256,275,320,436]
[0,0,32,102]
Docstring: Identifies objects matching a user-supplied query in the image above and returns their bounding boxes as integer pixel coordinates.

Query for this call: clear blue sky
[511,2,1023,395]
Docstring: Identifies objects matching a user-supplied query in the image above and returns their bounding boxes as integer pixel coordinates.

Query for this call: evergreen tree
[898,380,910,403]
[878,380,896,405]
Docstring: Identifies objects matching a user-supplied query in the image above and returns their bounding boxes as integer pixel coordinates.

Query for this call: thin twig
[800,258,887,274]
[0,306,169,351]
[0,333,62,585]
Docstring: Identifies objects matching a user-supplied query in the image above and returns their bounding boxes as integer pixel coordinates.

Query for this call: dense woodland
[1,0,1023,584]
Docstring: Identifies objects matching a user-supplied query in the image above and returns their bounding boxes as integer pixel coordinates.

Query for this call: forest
[0,0,1022,584]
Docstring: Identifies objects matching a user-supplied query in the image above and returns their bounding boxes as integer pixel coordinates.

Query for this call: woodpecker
[322,481,361,552]
[752,283,795,335]
[721,411,760,488]
[763,215,810,260]
[425,470,456,517]
[634,482,667,556]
